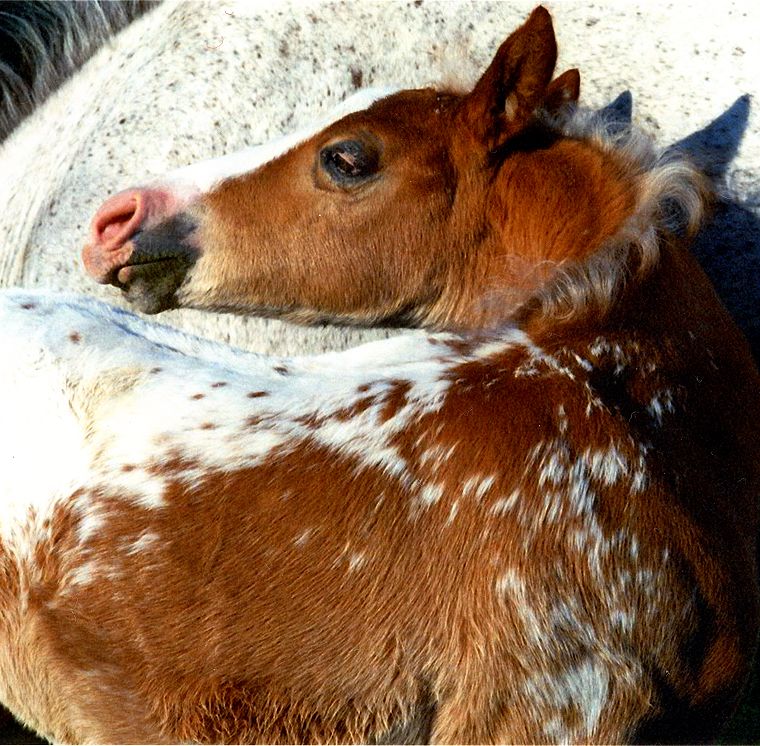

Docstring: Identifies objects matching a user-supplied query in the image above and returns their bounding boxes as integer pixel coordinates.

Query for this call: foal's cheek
[175,255,227,309]
[170,220,225,303]
[176,223,264,309]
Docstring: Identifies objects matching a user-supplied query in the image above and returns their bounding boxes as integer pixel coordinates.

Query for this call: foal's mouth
[114,215,200,314]
[115,255,186,291]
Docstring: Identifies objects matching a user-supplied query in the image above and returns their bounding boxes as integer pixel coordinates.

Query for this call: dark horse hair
[0,0,156,142]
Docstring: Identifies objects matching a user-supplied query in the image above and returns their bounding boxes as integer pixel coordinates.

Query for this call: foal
[2,7,759,743]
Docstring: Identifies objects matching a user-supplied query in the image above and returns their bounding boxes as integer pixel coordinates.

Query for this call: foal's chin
[118,264,186,314]
[114,216,200,314]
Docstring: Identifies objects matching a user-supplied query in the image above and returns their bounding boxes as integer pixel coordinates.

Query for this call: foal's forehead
[320,88,459,143]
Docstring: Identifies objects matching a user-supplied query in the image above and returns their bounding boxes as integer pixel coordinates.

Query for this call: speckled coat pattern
[0,0,758,357]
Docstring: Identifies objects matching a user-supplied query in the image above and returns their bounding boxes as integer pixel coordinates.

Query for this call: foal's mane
[525,105,708,325]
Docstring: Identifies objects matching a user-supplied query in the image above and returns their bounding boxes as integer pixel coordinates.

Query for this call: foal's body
[1,7,759,743]
[1,242,757,742]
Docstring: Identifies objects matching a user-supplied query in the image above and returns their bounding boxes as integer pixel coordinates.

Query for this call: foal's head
[83,7,704,330]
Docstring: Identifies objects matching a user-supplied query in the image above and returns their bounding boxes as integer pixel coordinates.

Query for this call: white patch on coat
[0,295,92,551]
[585,445,628,486]
[529,438,650,534]
[472,330,532,361]
[332,540,367,573]
[495,569,544,645]
[496,567,524,597]
[66,561,99,588]
[513,344,579,382]
[0,291,662,661]
[557,403,568,433]
[75,503,105,544]
[461,475,480,497]
[532,660,610,740]
[611,608,635,634]
[462,473,497,500]
[525,438,653,593]
[539,452,568,487]
[647,388,675,425]
[490,489,520,515]
[348,553,367,572]
[0,290,540,578]
[589,337,610,357]
[572,353,593,371]
[474,474,496,500]
[419,483,444,507]
[419,443,455,467]
[127,532,160,555]
[446,500,459,525]
[5,293,450,476]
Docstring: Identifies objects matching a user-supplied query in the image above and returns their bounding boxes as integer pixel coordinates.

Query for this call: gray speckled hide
[0,0,758,357]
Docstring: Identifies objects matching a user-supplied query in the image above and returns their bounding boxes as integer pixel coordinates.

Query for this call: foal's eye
[319,139,380,187]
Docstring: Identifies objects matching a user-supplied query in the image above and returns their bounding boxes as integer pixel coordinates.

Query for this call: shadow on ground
[0,706,45,744]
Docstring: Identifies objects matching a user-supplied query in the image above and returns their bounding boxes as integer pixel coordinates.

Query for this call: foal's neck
[435,136,639,333]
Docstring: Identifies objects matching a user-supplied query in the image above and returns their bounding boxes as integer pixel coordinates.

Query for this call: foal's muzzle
[83,187,201,314]
[113,213,200,314]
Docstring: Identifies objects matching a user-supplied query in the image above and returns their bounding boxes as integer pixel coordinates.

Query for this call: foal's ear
[543,68,580,119]
[456,6,557,152]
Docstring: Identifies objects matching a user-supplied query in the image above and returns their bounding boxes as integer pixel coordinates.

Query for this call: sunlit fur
[97,50,708,336]
[80,13,708,340]
[527,108,709,325]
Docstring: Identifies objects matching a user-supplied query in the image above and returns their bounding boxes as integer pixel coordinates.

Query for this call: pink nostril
[91,190,146,250]
[83,186,188,284]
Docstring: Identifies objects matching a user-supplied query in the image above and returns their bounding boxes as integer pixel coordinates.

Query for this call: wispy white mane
[530,106,708,323]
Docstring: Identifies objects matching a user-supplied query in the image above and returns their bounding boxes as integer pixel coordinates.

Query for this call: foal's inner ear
[543,68,581,119]
[456,5,558,153]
